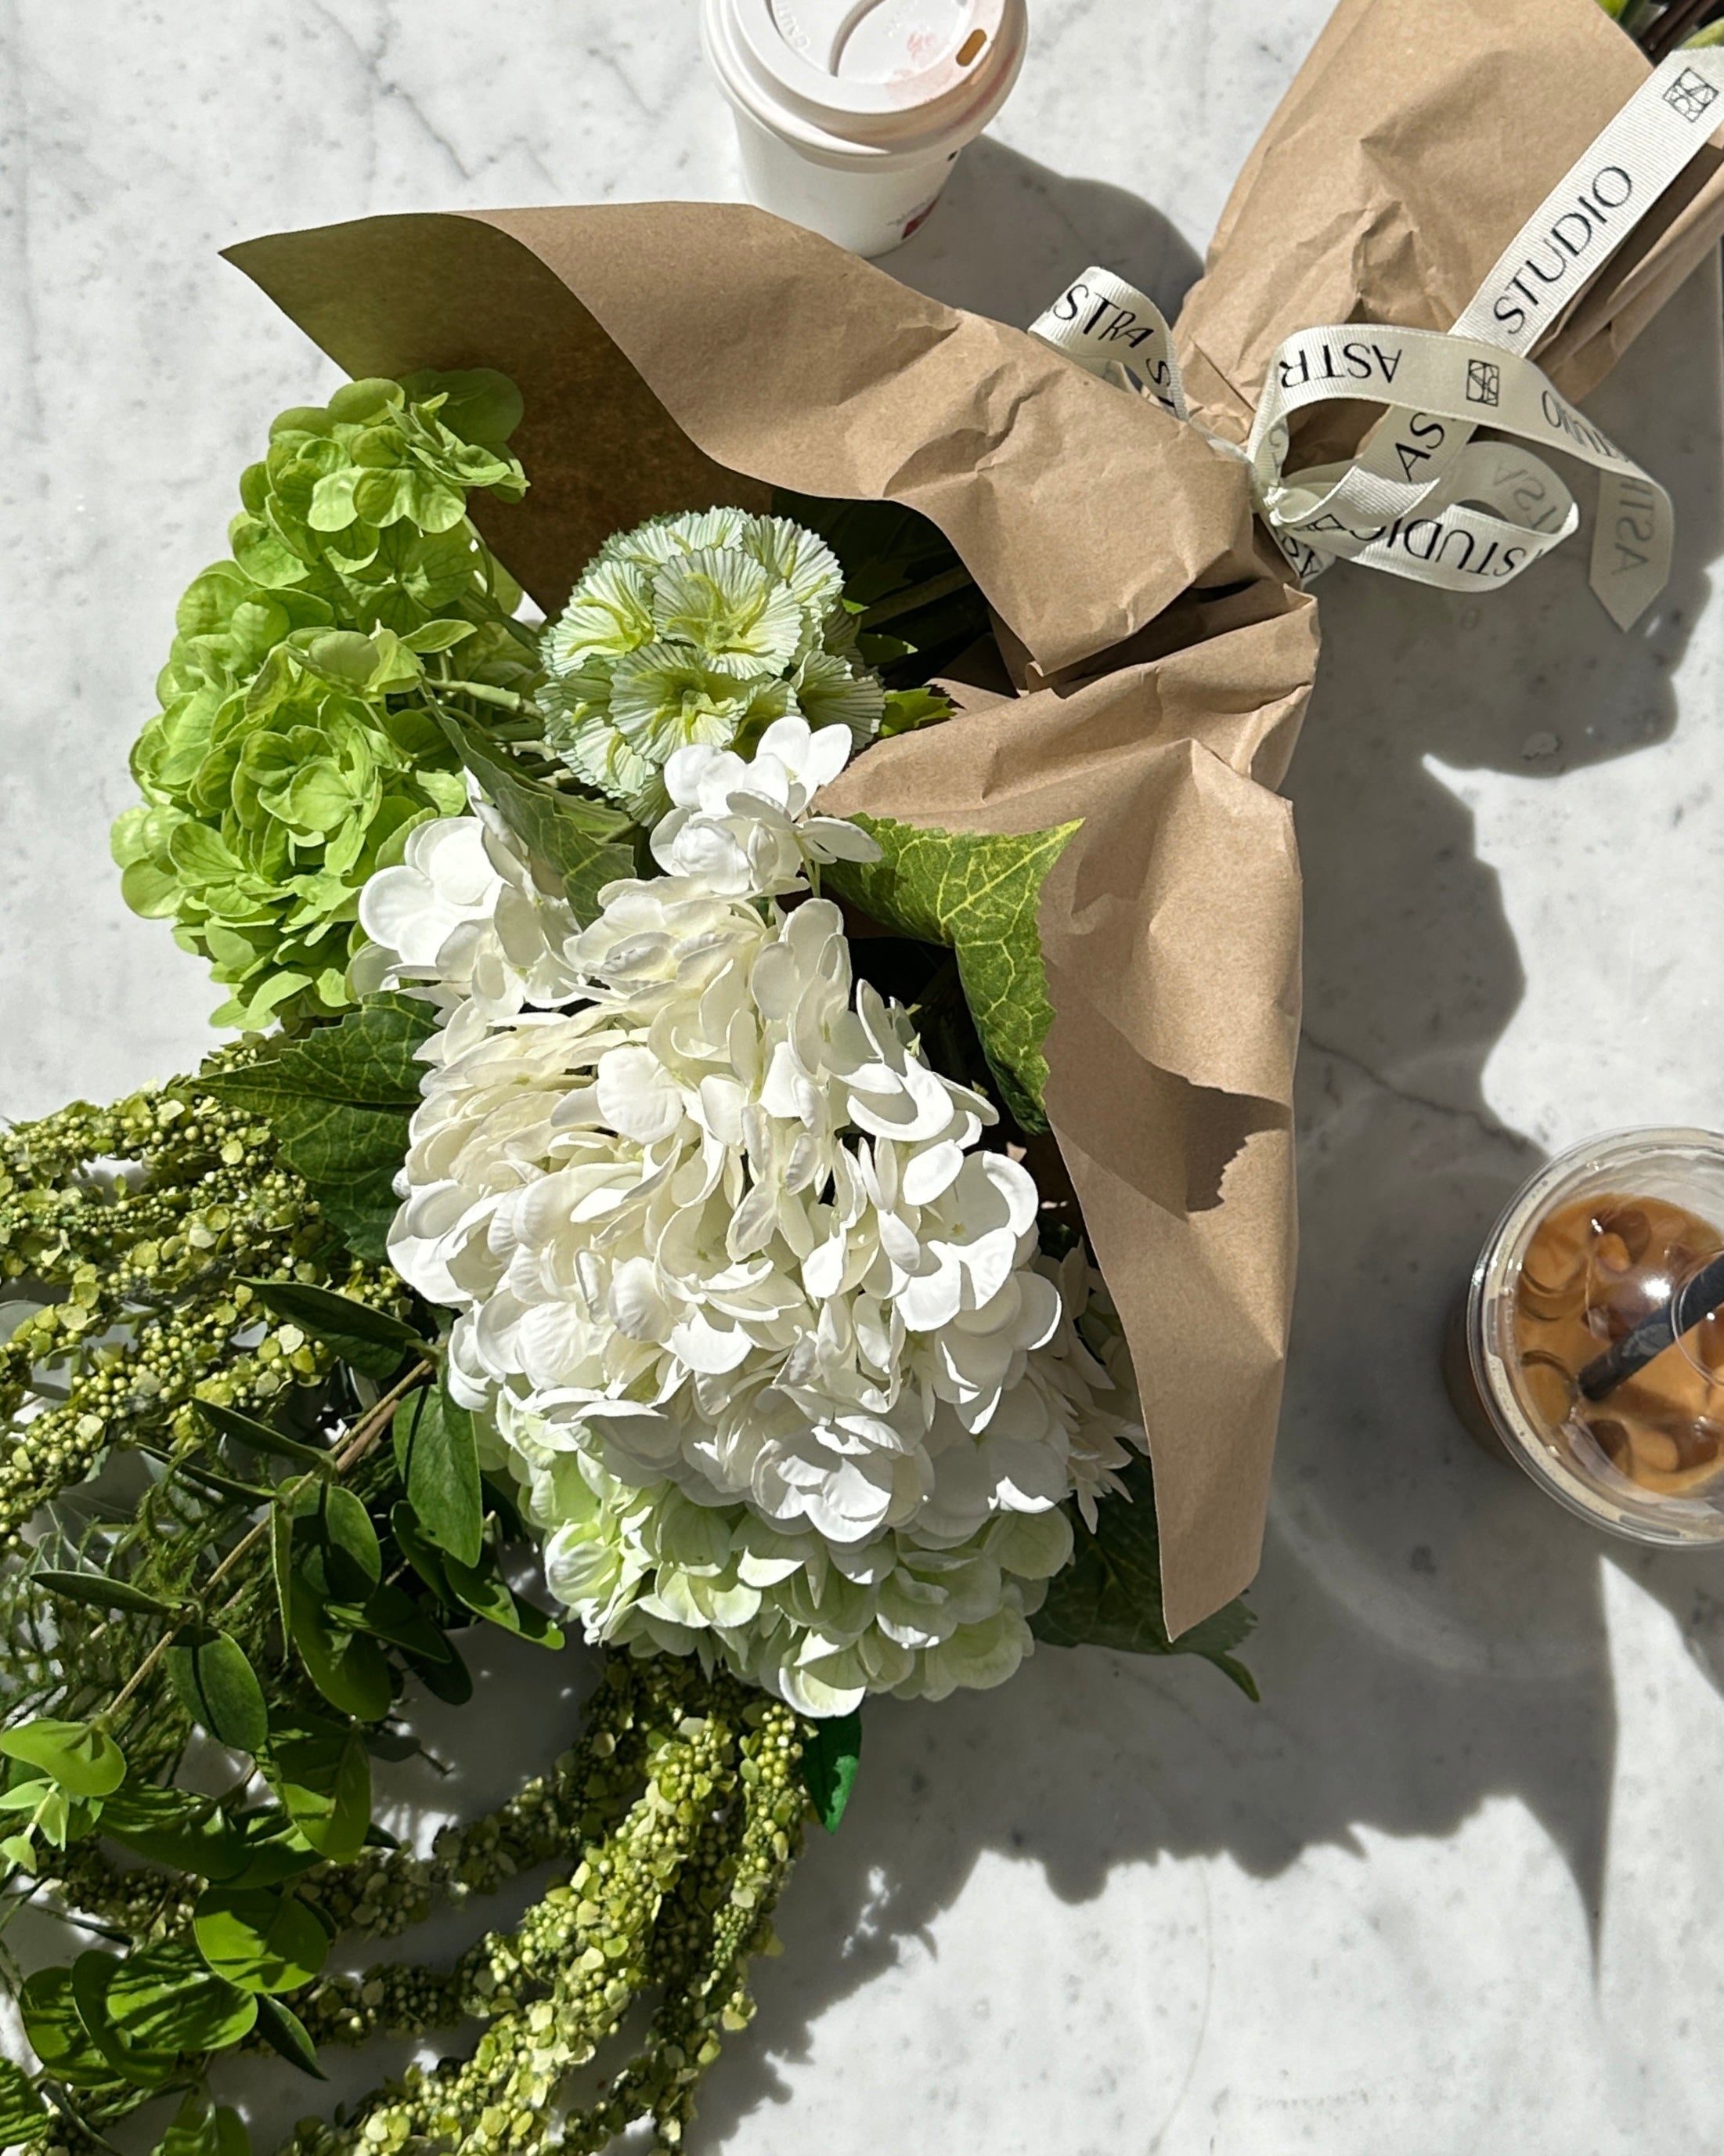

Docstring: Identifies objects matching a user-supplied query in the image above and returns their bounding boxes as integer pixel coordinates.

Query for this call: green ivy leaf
[251,1992,326,2080]
[431,706,637,922]
[0,1719,126,1800]
[193,1886,330,1995]
[824,814,1081,1132]
[204,996,436,1264]
[392,1385,483,1567]
[0,2057,50,2147]
[241,1277,427,1379]
[265,1724,371,1865]
[167,1630,270,1757]
[800,1708,862,1833]
[1030,1455,1258,1698]
[34,1572,182,1620]
[441,1547,564,1650]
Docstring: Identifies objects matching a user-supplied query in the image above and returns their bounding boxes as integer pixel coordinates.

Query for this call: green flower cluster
[285,1654,806,2156]
[0,1056,394,1553]
[541,507,888,824]
[114,373,538,1031]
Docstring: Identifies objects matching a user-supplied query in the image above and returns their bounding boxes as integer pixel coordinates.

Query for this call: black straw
[1578,1245,1724,1400]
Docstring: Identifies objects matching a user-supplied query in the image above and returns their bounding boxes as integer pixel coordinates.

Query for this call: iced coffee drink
[1457,1131,1724,1544]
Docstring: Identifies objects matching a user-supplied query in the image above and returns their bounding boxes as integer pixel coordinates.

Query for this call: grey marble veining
[5,4,1724,2152]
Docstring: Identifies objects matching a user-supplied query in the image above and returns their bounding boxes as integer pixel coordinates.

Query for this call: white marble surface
[6,2,1724,2151]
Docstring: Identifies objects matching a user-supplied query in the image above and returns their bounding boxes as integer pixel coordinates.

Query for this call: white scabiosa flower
[376,717,1146,1714]
[651,718,882,897]
[541,508,886,825]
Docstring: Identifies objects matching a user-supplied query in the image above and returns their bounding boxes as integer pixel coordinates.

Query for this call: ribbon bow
[1030,47,1724,630]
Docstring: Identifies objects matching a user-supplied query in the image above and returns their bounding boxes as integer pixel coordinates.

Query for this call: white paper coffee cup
[700,0,1028,259]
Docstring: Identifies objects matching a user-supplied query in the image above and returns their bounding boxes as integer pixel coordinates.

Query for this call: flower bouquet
[3,2,1723,2153]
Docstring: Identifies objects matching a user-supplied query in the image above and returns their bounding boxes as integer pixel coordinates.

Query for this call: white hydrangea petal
[594,1045,684,1143]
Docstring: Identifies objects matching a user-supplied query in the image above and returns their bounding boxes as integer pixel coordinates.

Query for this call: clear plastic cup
[700,0,1029,258]
[1452,1128,1724,1545]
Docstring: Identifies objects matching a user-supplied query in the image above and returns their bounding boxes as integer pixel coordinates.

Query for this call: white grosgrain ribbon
[1030,49,1724,629]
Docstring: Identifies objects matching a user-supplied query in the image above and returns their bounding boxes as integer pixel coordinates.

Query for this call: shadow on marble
[885,135,1202,326]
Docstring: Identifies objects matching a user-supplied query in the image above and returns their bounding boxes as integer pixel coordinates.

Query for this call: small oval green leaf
[166,1630,270,1756]
[193,1886,330,1995]
[0,2057,49,2146]
[251,1992,326,2080]
[0,1719,126,1799]
[392,1385,482,1567]
[240,1279,427,1378]
[265,1724,371,1865]
[197,1399,334,1475]
[441,1551,563,1650]
[35,1572,181,1619]
[19,1966,117,2090]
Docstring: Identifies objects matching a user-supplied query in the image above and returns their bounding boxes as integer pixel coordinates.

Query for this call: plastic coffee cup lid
[712,0,1023,150]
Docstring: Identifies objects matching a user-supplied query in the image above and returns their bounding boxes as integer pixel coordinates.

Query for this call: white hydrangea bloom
[350,782,582,1059]
[375,717,1147,1714]
[493,1394,1075,1717]
[541,508,886,825]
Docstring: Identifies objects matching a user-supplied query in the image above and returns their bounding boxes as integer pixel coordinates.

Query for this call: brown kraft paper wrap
[225,0,1724,1640]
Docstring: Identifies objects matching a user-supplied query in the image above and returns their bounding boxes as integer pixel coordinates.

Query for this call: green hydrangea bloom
[541,507,887,823]
[114,372,538,1031]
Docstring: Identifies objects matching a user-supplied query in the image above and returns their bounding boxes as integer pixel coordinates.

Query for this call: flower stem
[102,1358,433,1729]
[857,565,978,630]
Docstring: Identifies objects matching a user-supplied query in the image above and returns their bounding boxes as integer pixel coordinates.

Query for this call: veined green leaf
[100,1941,257,2064]
[202,991,437,1259]
[431,704,637,922]
[99,1784,253,1883]
[72,1949,174,2089]
[19,1966,120,2091]
[800,1708,862,1833]
[1030,1455,1258,1698]
[206,991,432,1113]
[824,814,1081,1132]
